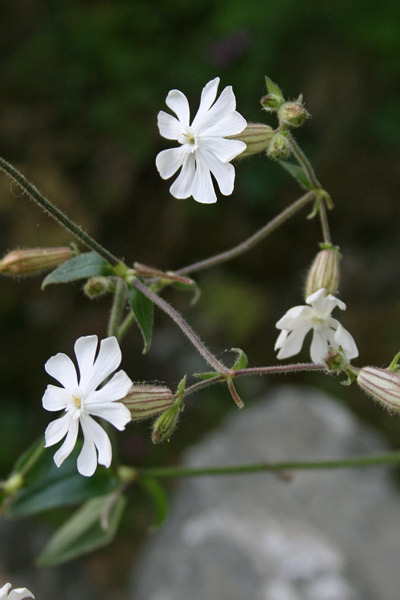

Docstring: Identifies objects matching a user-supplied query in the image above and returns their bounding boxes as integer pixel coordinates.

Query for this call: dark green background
[0,1,399,596]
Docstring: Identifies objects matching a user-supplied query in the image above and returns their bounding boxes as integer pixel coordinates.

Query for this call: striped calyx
[228,123,274,158]
[0,247,73,276]
[122,384,174,421]
[357,367,400,412]
[305,247,341,299]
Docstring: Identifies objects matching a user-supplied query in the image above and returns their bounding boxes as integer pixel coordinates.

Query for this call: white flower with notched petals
[156,77,247,204]
[275,288,358,364]
[0,583,34,600]
[43,335,132,477]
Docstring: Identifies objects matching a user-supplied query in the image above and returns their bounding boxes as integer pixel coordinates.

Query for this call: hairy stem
[0,156,120,265]
[131,278,228,373]
[287,133,320,189]
[176,191,315,276]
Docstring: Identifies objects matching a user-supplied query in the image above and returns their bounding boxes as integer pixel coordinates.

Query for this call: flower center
[72,395,82,408]
[179,127,199,152]
[312,316,326,326]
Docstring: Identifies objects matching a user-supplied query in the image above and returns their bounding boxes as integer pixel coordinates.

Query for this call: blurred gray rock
[130,385,400,600]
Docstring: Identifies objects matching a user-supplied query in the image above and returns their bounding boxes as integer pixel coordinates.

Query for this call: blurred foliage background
[0,0,399,597]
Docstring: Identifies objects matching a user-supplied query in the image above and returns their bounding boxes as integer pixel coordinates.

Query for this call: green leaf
[36,492,126,566]
[7,443,119,517]
[127,282,154,353]
[9,436,45,478]
[265,76,284,100]
[42,252,113,288]
[194,371,220,380]
[139,477,168,532]
[230,348,248,370]
[176,375,187,399]
[279,161,313,190]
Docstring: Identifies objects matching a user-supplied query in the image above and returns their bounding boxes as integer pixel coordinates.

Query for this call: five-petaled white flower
[275,288,359,364]
[42,335,132,477]
[0,583,34,600]
[156,77,247,204]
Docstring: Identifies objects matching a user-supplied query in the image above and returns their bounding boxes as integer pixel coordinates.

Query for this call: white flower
[274,288,359,364]
[42,335,132,477]
[156,77,247,204]
[0,583,34,600]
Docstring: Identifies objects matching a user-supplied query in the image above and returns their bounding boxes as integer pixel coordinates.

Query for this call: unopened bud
[152,400,181,444]
[229,123,274,158]
[305,246,341,299]
[357,367,400,413]
[278,98,309,128]
[267,133,291,160]
[123,384,174,422]
[260,93,284,112]
[84,276,112,299]
[0,247,73,276]
[324,349,347,373]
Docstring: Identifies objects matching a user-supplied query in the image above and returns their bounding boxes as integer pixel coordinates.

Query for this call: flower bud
[0,247,73,276]
[229,123,274,158]
[324,349,348,373]
[267,133,291,160]
[305,247,341,299]
[357,367,400,412]
[278,98,309,128]
[152,400,181,443]
[123,384,174,422]
[84,276,112,299]
[260,93,284,112]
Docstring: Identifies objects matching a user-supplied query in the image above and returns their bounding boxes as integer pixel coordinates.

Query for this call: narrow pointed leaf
[265,76,284,100]
[279,161,313,190]
[194,372,220,380]
[42,252,113,288]
[36,492,126,566]
[230,348,248,370]
[7,443,118,517]
[127,282,154,353]
[139,477,168,532]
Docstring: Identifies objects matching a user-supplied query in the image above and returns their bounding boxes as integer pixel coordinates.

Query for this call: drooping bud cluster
[305,246,341,299]
[0,247,73,276]
[357,366,400,413]
[267,132,291,160]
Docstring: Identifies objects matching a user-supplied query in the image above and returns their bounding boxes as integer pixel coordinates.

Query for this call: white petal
[86,370,132,405]
[157,110,182,140]
[85,402,131,430]
[334,322,359,360]
[276,324,310,359]
[201,111,247,138]
[169,153,196,199]
[83,336,122,395]
[191,77,220,129]
[165,89,190,125]
[200,136,246,163]
[0,584,12,597]
[191,154,217,204]
[199,148,235,196]
[44,352,78,390]
[276,305,313,329]
[42,385,70,412]
[156,146,187,180]
[52,417,79,468]
[310,329,330,363]
[74,335,98,390]
[8,589,35,600]
[44,412,71,447]
[274,328,289,351]
[79,414,112,474]
[193,85,235,132]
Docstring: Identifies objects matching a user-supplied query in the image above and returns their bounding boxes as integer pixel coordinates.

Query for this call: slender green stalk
[318,200,332,244]
[136,450,400,479]
[287,133,320,189]
[117,311,136,341]
[176,191,314,276]
[0,156,120,265]
[108,278,128,338]
[131,278,228,373]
